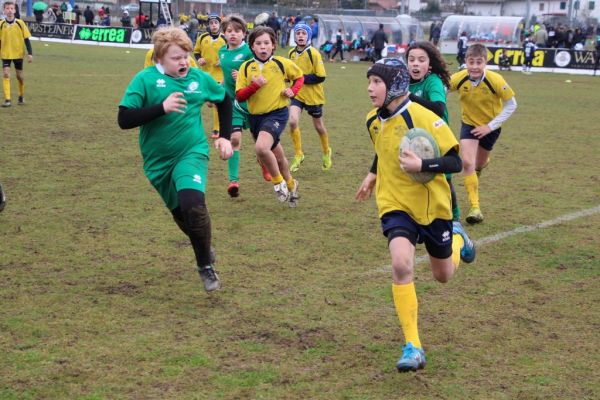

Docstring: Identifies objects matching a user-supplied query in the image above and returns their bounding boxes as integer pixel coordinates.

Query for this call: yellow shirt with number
[366,99,459,224]
[288,46,326,106]
[0,19,31,59]
[450,69,515,127]
[236,56,303,115]
[193,32,226,82]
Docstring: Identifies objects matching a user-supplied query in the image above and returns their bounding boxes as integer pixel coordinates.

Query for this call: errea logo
[187,81,199,92]
[156,79,166,88]
[442,230,451,242]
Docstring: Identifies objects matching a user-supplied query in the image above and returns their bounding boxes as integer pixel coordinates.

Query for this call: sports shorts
[290,98,324,118]
[146,153,209,211]
[2,59,24,70]
[460,122,501,151]
[232,99,250,132]
[249,107,289,148]
[381,210,453,259]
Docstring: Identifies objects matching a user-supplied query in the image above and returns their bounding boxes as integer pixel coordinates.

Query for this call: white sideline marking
[370,205,600,274]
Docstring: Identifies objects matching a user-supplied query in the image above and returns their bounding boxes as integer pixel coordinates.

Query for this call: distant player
[118,27,233,292]
[456,31,468,70]
[0,181,5,212]
[0,1,33,107]
[356,57,475,372]
[217,15,255,197]
[449,43,517,224]
[235,26,304,207]
[287,23,332,172]
[522,38,536,74]
[194,14,226,138]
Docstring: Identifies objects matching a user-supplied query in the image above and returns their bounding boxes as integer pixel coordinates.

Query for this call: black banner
[25,22,74,39]
[130,28,155,45]
[73,25,132,44]
[487,46,598,70]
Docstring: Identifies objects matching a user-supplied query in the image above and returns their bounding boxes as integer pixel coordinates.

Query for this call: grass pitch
[0,42,599,399]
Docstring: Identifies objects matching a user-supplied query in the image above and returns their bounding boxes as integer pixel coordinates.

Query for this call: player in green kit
[118,27,233,292]
[218,15,260,197]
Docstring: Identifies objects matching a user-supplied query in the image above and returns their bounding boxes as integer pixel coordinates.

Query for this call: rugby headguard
[367,57,410,107]
[208,13,221,23]
[293,23,312,43]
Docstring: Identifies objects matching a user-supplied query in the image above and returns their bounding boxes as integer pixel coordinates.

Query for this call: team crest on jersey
[234,54,244,61]
[185,81,200,93]
[156,79,166,88]
[414,90,423,97]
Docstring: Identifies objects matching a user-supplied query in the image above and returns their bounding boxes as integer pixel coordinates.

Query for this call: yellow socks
[2,78,10,100]
[392,282,421,348]
[271,174,284,186]
[290,127,303,156]
[18,81,24,97]
[286,177,295,191]
[452,233,464,270]
[318,132,330,154]
[464,174,480,208]
[212,107,220,132]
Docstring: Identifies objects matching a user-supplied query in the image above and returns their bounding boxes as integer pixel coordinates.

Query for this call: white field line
[369,205,600,275]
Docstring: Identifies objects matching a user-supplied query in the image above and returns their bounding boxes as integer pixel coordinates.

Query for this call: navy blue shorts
[460,122,501,151]
[381,211,453,259]
[249,107,289,148]
[290,98,324,118]
[2,59,24,70]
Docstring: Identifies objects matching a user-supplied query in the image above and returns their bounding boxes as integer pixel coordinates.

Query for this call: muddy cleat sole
[289,154,305,172]
[466,207,484,224]
[198,265,221,292]
[396,342,426,372]
[227,181,240,198]
[288,179,299,208]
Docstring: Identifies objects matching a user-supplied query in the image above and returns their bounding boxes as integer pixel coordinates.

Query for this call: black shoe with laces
[198,265,221,292]
[18,96,24,105]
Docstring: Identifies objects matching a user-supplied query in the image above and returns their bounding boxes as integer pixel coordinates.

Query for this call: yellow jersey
[236,56,303,115]
[144,48,198,69]
[366,100,459,224]
[193,32,226,82]
[450,69,515,127]
[0,18,31,60]
[288,46,326,106]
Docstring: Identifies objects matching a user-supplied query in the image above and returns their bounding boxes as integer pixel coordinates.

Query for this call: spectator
[311,18,318,45]
[55,9,65,24]
[329,28,345,62]
[83,5,94,25]
[120,10,131,27]
[136,11,147,28]
[156,14,167,28]
[73,5,81,24]
[267,12,280,43]
[33,8,44,23]
[187,14,199,46]
[533,23,548,47]
[60,1,67,13]
[371,23,388,62]
[430,22,441,46]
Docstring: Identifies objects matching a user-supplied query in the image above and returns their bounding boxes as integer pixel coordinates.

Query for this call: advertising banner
[487,46,598,71]
[25,22,74,40]
[73,25,132,44]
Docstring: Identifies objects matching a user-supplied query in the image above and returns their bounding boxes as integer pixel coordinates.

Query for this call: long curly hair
[406,41,450,88]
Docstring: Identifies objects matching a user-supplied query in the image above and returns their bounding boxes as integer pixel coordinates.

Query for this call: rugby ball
[254,12,269,26]
[399,128,440,183]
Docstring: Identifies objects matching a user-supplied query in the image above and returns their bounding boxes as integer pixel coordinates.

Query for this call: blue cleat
[396,342,426,372]
[453,221,476,263]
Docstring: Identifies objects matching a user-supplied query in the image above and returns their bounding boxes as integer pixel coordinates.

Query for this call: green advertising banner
[74,26,132,44]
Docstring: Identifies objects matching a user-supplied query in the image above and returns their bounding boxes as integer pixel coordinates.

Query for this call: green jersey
[218,42,253,99]
[119,65,226,173]
[409,73,448,123]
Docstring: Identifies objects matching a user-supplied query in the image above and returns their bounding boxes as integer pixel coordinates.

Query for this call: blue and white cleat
[396,342,426,372]
[453,221,476,263]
